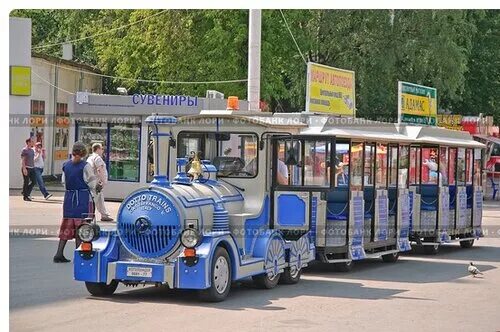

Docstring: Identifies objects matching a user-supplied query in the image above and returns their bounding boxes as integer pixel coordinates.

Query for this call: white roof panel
[474,134,500,146]
[301,120,414,143]
[402,125,485,148]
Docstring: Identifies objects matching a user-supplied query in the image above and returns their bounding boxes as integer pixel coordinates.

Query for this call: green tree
[452,10,500,123]
[11,9,100,64]
[10,9,499,123]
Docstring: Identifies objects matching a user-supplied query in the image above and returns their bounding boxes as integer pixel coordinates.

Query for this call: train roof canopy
[177,110,308,129]
[402,125,485,148]
[300,117,414,143]
[167,111,485,148]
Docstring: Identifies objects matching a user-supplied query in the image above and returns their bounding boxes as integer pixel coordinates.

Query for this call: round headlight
[77,223,100,242]
[180,228,201,248]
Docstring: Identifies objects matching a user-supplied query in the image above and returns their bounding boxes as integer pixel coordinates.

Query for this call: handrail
[326,204,348,217]
[389,200,397,213]
[365,200,374,213]
[421,198,438,205]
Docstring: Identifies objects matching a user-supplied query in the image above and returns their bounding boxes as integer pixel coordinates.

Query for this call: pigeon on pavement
[468,262,483,277]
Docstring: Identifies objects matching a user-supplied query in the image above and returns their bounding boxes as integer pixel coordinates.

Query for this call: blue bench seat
[364,187,374,219]
[449,185,456,210]
[420,184,438,211]
[466,185,473,209]
[388,188,397,216]
[326,188,349,221]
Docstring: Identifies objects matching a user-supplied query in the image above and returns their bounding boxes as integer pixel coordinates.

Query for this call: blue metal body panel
[74,189,316,293]
[276,194,306,227]
[310,197,318,244]
[244,196,270,254]
[74,251,99,282]
[254,231,287,275]
[74,230,119,282]
[177,257,208,289]
[117,189,181,258]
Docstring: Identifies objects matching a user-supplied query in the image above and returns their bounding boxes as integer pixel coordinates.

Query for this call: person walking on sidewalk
[87,143,113,222]
[53,142,97,263]
[33,142,53,200]
[21,138,37,201]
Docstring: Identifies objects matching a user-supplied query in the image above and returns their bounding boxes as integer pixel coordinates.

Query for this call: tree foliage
[10,9,500,122]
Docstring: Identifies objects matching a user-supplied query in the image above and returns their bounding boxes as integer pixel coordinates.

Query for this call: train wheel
[333,260,353,272]
[85,280,118,296]
[199,247,231,302]
[253,272,281,289]
[423,243,440,255]
[460,239,475,248]
[381,252,400,263]
[280,266,301,285]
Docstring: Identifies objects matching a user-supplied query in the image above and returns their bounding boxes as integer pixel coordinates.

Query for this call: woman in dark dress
[53,142,97,263]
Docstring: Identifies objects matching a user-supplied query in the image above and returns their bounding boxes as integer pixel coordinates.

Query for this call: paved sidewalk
[9,190,121,236]
[9,192,500,331]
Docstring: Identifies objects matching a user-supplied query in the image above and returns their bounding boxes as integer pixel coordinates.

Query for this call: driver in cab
[244,156,288,185]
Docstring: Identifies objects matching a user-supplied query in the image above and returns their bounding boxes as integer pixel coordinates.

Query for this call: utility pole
[247,9,262,111]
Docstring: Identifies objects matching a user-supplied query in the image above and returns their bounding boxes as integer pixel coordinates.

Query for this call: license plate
[126,266,153,278]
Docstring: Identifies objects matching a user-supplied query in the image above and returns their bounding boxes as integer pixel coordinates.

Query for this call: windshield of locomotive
[177,132,258,178]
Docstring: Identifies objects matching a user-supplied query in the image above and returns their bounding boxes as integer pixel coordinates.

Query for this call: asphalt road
[9,197,500,332]
[10,236,500,332]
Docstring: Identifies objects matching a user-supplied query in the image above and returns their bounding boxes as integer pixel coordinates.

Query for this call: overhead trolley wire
[279,9,308,65]
[32,70,75,95]
[45,62,248,85]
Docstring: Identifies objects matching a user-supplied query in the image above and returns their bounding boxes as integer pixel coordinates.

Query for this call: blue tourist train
[73,103,485,301]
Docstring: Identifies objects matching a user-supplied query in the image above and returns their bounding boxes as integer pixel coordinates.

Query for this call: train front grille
[118,223,180,258]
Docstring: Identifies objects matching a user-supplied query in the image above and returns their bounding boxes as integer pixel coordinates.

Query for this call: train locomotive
[74,111,316,302]
[73,105,484,301]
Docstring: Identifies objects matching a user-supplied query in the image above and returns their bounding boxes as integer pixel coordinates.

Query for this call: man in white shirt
[33,142,52,199]
[86,143,113,222]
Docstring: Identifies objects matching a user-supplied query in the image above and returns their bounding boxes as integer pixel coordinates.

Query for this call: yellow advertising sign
[400,94,431,116]
[438,114,463,131]
[10,66,31,96]
[398,81,437,126]
[306,62,355,116]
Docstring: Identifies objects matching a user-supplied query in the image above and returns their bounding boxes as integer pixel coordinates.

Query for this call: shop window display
[109,124,140,182]
[30,100,45,144]
[77,122,108,158]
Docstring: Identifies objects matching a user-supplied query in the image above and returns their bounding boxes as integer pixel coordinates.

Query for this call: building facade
[9,17,249,198]
[69,92,248,200]
[28,54,102,181]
